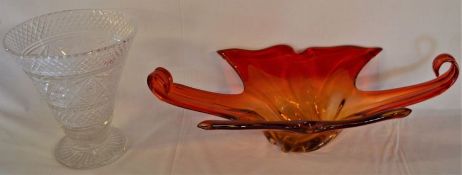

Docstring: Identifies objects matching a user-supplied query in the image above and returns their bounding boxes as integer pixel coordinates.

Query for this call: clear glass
[3,9,136,168]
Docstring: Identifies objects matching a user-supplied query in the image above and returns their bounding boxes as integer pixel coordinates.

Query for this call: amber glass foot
[264,130,340,152]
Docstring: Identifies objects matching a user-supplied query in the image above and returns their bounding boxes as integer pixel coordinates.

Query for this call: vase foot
[264,130,340,152]
[54,127,127,169]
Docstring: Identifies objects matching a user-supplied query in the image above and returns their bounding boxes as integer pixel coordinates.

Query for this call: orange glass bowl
[147,45,458,152]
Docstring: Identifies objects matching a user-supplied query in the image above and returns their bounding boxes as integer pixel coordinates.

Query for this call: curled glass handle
[197,108,411,134]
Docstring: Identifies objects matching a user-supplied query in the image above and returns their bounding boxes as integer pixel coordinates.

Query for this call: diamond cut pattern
[28,66,121,128]
[4,9,134,76]
[3,9,135,169]
[4,9,134,128]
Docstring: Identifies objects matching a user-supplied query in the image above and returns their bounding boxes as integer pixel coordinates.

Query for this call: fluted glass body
[3,9,136,169]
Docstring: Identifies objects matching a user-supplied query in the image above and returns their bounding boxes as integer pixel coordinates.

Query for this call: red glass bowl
[147,45,458,152]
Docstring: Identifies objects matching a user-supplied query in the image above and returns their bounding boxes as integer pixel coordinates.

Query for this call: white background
[0,0,460,174]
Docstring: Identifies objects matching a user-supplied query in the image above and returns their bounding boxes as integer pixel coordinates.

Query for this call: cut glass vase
[3,9,136,168]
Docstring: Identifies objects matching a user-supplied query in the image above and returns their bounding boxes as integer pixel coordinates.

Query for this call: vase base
[54,127,127,169]
[264,130,340,152]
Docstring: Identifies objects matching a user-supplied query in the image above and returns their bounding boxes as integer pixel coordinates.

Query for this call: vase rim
[2,9,137,60]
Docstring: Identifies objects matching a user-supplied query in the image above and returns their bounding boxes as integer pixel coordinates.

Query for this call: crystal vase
[3,9,136,168]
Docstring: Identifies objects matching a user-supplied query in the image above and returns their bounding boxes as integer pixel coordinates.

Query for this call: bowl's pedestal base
[264,130,340,152]
[54,127,127,169]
